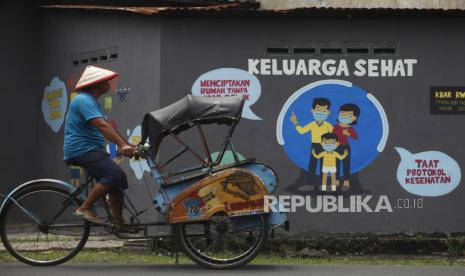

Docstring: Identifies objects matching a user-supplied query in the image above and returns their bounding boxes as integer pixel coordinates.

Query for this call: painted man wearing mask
[290,98,333,192]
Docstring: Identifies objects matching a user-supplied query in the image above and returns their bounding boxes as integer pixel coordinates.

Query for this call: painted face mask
[322,144,337,152]
[338,115,353,125]
[313,111,328,121]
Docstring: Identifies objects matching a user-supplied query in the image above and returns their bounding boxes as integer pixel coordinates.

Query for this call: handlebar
[136,143,151,158]
[116,143,151,159]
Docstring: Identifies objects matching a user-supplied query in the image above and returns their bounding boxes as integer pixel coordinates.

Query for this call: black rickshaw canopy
[141,95,244,155]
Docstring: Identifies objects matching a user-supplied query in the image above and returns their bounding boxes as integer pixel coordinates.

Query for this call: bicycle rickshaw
[0,95,287,269]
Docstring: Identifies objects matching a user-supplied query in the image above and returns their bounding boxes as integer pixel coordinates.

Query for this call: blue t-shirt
[63,92,105,160]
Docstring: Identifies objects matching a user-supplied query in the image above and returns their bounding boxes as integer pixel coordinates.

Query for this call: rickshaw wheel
[174,213,268,269]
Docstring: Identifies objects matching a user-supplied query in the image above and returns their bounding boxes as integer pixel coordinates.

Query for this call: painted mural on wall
[191,68,262,120]
[116,88,131,102]
[276,79,389,193]
[104,96,113,111]
[41,77,68,133]
[127,125,151,180]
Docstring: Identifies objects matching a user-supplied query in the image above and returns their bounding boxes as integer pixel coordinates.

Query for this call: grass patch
[1,250,465,266]
[0,250,192,264]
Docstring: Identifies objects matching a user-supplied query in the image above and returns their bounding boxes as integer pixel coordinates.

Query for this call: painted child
[332,104,360,191]
[312,133,348,192]
[290,98,333,191]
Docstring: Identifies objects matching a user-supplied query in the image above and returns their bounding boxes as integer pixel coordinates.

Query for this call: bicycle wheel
[0,184,90,266]
[175,213,268,269]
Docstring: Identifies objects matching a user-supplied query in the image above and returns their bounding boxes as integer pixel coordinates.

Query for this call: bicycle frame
[47,170,176,239]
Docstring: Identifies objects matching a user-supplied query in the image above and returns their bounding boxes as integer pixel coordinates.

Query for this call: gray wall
[160,17,465,233]
[0,3,41,197]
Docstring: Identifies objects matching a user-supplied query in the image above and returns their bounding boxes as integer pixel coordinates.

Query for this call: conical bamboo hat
[75,65,118,90]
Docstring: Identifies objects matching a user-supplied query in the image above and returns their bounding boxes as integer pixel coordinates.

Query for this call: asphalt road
[0,263,464,276]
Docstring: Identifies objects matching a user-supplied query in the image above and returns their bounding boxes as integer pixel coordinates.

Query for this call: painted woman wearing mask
[332,103,360,191]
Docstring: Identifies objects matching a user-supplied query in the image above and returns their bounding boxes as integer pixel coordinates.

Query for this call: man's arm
[295,123,313,134]
[291,112,312,134]
[89,118,135,156]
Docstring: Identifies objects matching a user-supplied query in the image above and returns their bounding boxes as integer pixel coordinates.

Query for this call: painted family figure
[290,97,360,192]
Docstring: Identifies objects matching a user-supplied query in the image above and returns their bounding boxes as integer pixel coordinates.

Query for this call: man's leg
[108,188,124,223]
[307,143,323,180]
[74,150,128,223]
[306,153,316,182]
[75,182,112,223]
[79,183,111,210]
[298,143,324,192]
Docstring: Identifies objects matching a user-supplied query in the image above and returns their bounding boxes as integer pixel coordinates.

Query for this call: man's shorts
[322,166,337,174]
[66,149,128,190]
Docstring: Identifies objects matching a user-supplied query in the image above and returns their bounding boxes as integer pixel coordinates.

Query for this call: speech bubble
[192,68,262,120]
[395,147,461,197]
[41,77,68,133]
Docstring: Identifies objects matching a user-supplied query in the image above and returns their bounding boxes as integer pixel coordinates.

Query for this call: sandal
[73,209,101,224]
